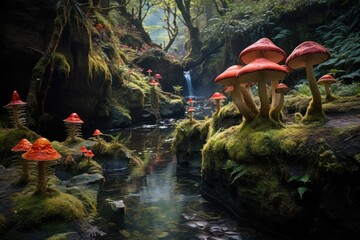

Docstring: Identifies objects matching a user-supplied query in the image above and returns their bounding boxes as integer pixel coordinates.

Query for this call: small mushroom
[93,129,103,140]
[147,69,153,78]
[187,98,194,106]
[270,83,290,122]
[80,146,88,157]
[3,90,27,129]
[149,79,159,87]
[85,150,94,163]
[154,73,163,81]
[286,41,330,122]
[187,106,196,122]
[22,138,61,194]
[317,74,336,100]
[209,92,227,115]
[63,113,84,142]
[12,138,32,182]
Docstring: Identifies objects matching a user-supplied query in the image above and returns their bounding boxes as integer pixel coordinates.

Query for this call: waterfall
[183,71,194,97]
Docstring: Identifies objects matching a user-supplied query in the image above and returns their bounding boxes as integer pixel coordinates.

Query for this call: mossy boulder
[201,117,360,238]
[12,189,86,230]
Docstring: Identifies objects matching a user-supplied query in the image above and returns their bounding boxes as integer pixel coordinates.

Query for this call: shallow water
[93,125,276,240]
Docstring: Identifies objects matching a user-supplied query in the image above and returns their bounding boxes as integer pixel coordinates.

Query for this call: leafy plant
[223,160,249,184]
[288,173,311,200]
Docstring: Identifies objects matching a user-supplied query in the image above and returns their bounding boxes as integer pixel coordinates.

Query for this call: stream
[93,124,277,240]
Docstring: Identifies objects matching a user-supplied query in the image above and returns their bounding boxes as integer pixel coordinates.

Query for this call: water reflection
[94,127,275,240]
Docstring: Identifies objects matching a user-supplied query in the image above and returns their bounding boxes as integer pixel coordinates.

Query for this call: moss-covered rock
[12,189,86,230]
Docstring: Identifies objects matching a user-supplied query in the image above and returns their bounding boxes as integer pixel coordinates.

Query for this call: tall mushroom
[147,69,153,78]
[317,74,336,100]
[3,90,27,129]
[209,92,227,115]
[63,113,84,142]
[12,138,33,183]
[237,58,289,119]
[270,83,290,122]
[22,138,61,194]
[215,65,257,122]
[187,97,194,106]
[286,41,330,122]
[239,38,286,111]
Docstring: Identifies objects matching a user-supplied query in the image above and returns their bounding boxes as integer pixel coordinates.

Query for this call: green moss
[172,119,205,152]
[0,128,39,163]
[0,213,6,233]
[12,189,86,230]
[76,159,102,175]
[88,51,112,87]
[92,141,143,166]
[53,52,70,78]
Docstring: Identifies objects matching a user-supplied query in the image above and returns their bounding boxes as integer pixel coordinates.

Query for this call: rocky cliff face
[0,0,185,140]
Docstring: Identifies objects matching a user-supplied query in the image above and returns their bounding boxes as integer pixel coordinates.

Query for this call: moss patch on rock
[12,189,86,230]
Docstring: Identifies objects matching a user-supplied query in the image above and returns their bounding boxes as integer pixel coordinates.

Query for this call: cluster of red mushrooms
[214,38,332,124]
[146,69,163,87]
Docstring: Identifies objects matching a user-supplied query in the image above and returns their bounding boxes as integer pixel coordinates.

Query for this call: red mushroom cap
[317,74,336,85]
[4,91,26,108]
[12,138,32,152]
[275,83,290,93]
[93,129,103,136]
[80,146,88,153]
[149,79,159,86]
[239,38,286,65]
[236,58,289,84]
[286,41,330,69]
[154,73,162,80]
[22,137,61,161]
[210,92,227,101]
[187,106,196,112]
[215,65,244,86]
[147,69,153,73]
[187,98,194,103]
[63,113,84,124]
[85,150,94,158]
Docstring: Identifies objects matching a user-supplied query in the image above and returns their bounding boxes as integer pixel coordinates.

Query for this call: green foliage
[12,189,86,230]
[223,160,248,184]
[315,4,360,82]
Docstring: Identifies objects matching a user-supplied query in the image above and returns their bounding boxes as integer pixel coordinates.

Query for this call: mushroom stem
[36,162,47,194]
[189,112,193,121]
[240,85,259,115]
[304,62,324,120]
[257,80,270,118]
[270,93,285,122]
[324,84,332,99]
[232,84,257,122]
[215,99,221,114]
[270,81,280,108]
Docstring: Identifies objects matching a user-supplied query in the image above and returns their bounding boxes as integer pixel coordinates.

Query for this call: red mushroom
[93,129,103,140]
[187,97,194,106]
[317,74,336,100]
[215,65,258,122]
[85,150,94,163]
[80,146,88,157]
[63,113,84,142]
[149,79,159,87]
[147,69,153,78]
[239,38,287,114]
[12,138,32,182]
[270,83,290,122]
[209,92,227,115]
[236,58,289,119]
[3,90,27,129]
[187,106,196,122]
[286,41,330,122]
[22,138,61,194]
[154,73,163,80]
